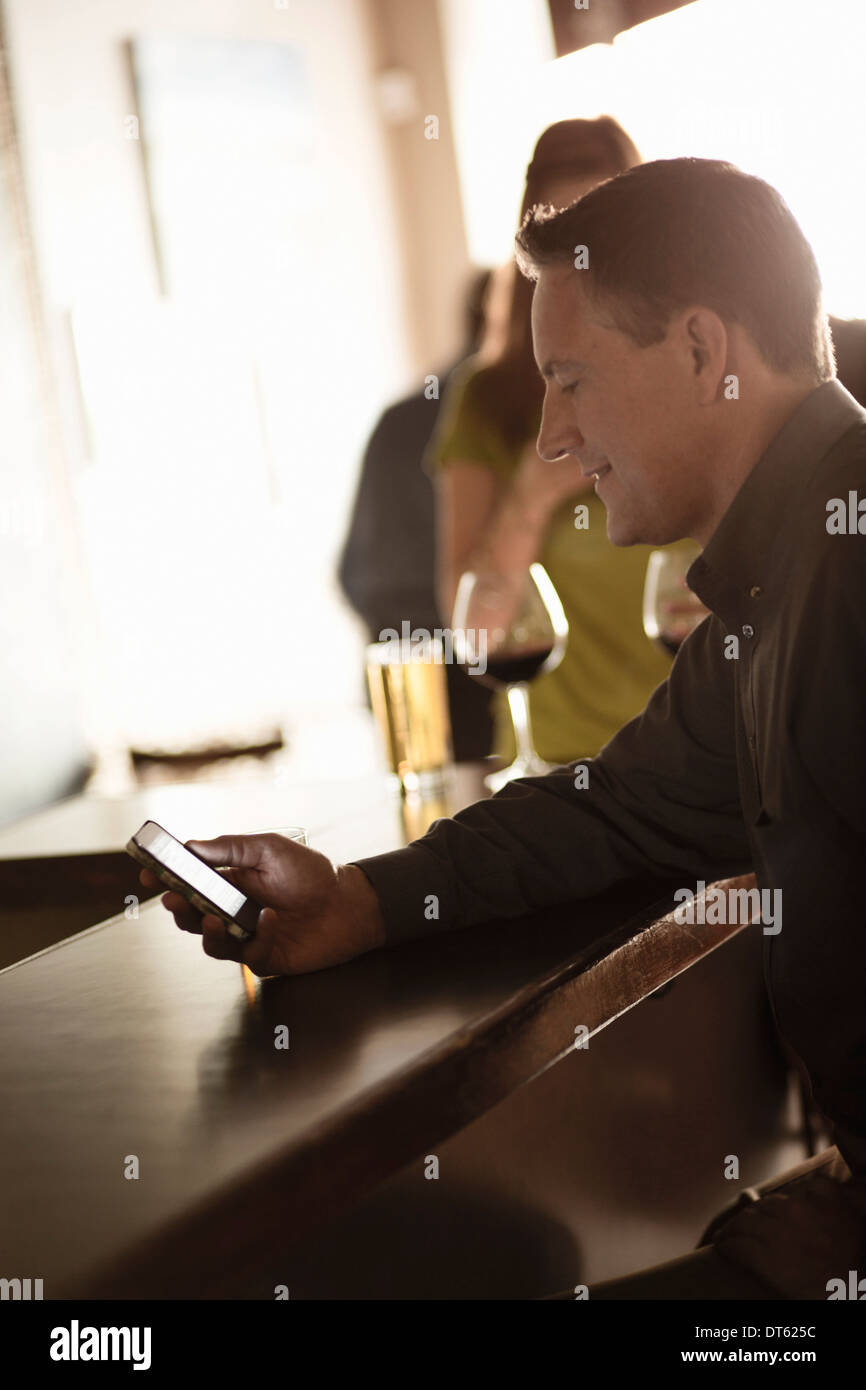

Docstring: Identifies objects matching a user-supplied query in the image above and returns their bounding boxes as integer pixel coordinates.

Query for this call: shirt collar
[687,378,866,621]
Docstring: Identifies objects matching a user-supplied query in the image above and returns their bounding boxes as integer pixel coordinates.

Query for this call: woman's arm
[436,446,592,625]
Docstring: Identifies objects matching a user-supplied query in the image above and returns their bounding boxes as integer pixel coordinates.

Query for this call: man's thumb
[186,835,249,868]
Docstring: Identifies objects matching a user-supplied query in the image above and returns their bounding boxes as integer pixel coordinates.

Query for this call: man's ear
[682,308,728,402]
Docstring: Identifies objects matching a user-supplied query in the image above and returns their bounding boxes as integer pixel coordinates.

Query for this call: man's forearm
[351,765,749,947]
[351,626,753,946]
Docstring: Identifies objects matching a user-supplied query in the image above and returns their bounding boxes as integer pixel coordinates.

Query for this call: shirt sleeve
[352,613,753,943]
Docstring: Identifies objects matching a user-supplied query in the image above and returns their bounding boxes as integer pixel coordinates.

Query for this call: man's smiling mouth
[585,462,612,482]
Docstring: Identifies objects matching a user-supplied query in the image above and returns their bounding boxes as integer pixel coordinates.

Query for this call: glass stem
[506,683,536,763]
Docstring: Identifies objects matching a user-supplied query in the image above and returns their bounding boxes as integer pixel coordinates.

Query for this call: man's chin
[604,510,643,547]
[605,506,670,548]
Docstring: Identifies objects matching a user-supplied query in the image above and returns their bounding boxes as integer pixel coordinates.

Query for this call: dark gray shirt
[353,378,866,1174]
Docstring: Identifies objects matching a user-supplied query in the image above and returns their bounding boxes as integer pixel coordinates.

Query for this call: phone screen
[136,822,243,916]
[127,820,261,939]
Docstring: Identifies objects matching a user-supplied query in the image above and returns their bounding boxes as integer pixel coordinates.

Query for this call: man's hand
[713,1173,866,1299]
[138,833,386,977]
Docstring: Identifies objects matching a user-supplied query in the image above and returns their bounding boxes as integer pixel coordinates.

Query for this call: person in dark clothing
[337,269,494,763]
[146,159,866,1298]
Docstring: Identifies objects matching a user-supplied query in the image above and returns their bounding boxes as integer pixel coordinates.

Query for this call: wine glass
[451,562,568,792]
[642,545,704,655]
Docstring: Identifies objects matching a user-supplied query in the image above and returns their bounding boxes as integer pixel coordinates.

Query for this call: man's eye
[562,381,581,395]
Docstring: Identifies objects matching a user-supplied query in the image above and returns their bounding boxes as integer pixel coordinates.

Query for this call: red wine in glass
[451,563,567,790]
[480,645,555,689]
[642,547,703,656]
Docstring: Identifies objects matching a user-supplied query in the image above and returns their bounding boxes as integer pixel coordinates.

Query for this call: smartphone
[126,820,263,942]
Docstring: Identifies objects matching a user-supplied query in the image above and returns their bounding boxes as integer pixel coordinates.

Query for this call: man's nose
[537,394,583,462]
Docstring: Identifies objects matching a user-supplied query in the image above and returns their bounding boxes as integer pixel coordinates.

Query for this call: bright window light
[445,0,866,317]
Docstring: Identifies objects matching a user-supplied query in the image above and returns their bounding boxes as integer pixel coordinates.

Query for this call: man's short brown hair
[515,157,834,382]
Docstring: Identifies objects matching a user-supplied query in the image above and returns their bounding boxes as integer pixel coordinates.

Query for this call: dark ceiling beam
[547,0,697,56]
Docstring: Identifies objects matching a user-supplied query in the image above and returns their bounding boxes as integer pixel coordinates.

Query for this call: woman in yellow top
[431,118,699,766]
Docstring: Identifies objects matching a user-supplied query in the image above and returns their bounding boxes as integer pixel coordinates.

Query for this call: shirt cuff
[349,842,455,945]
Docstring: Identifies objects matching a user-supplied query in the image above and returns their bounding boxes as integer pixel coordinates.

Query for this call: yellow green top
[428,363,696,764]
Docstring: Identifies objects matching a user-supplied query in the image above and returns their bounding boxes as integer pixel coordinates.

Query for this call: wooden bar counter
[0,765,766,1298]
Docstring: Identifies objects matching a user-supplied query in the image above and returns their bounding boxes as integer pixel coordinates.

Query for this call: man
[142,159,866,1298]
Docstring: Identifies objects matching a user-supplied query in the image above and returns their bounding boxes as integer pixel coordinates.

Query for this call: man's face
[532,264,710,546]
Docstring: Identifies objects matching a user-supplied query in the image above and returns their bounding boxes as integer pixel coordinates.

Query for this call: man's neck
[693,375,821,547]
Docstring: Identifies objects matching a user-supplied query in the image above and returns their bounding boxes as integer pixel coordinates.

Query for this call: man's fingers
[201,915,245,961]
[186,835,263,871]
[161,891,205,934]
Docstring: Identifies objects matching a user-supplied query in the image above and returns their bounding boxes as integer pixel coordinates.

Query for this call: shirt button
[749,585,762,599]
[742,624,755,638]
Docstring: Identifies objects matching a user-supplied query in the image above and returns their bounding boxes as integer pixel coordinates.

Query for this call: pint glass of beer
[365,636,452,794]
